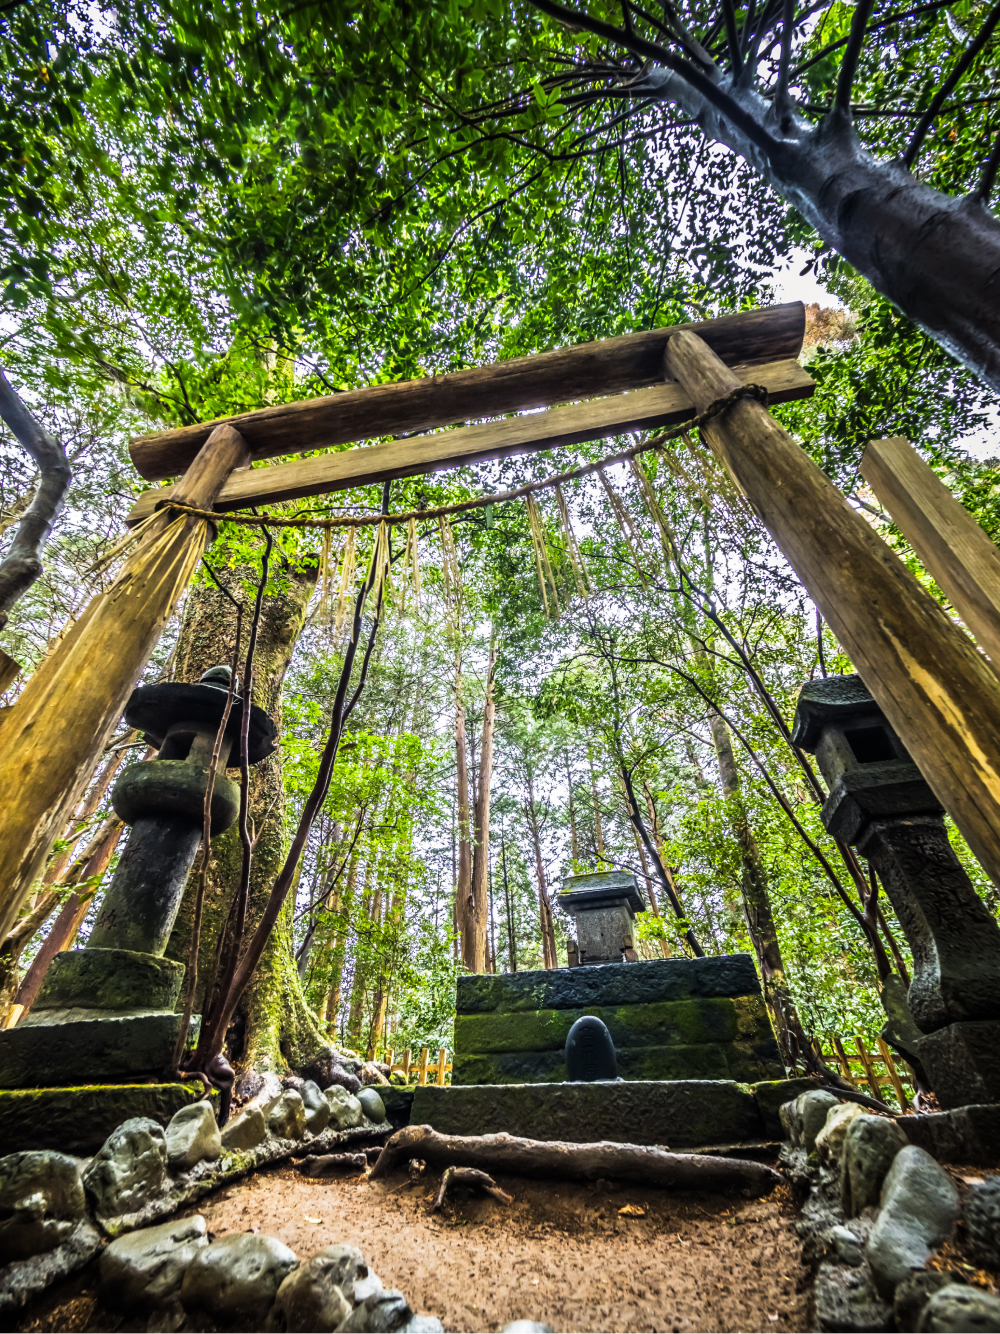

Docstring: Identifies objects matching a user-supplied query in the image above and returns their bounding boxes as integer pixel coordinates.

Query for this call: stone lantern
[559,870,646,966]
[792,674,1000,1108]
[0,667,276,1089]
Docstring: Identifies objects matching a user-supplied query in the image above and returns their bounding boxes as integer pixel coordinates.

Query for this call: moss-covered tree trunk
[165,559,333,1094]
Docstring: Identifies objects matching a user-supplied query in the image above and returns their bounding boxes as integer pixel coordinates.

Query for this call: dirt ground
[17,1160,812,1334]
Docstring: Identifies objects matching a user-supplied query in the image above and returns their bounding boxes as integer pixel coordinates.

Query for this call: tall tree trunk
[500,822,517,973]
[525,778,558,969]
[707,707,800,1066]
[468,640,498,973]
[164,558,335,1096]
[454,650,473,966]
[565,753,579,862]
[588,752,605,862]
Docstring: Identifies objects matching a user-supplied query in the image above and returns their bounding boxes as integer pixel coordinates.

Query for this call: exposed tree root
[294,1152,368,1177]
[432,1165,513,1210]
[371,1125,782,1197]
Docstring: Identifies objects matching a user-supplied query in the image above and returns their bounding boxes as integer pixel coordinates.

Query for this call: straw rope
[150,385,768,533]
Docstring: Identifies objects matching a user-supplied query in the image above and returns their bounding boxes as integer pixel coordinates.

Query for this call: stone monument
[559,870,644,965]
[792,673,1000,1108]
[0,667,276,1090]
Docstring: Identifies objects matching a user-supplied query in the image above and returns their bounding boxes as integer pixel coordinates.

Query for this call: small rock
[816,1101,865,1170]
[400,1319,445,1333]
[0,1150,86,1261]
[221,1106,267,1152]
[841,1115,908,1216]
[268,1090,308,1141]
[358,1062,390,1087]
[337,1289,412,1332]
[83,1118,168,1220]
[779,1099,803,1145]
[146,1303,185,1333]
[918,1283,1000,1332]
[313,1243,367,1294]
[796,1090,841,1152]
[165,1101,222,1171]
[100,1213,208,1309]
[814,1261,893,1332]
[357,1088,386,1124]
[181,1231,298,1319]
[894,1271,967,1333]
[300,1081,331,1136]
[829,1224,865,1267]
[269,1253,350,1332]
[325,1087,365,1130]
[346,1269,384,1305]
[298,1048,362,1096]
[966,1177,1000,1270]
[501,1325,555,1333]
[866,1145,961,1297]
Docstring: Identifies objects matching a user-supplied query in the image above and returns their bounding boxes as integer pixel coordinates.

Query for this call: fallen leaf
[768,1316,779,1323]
[304,1216,323,1224]
[618,1204,646,1217]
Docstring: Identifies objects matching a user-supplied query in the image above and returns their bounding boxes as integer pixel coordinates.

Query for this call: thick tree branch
[0,368,71,630]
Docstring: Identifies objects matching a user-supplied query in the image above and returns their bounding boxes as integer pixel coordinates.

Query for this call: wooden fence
[807,1032,914,1110]
[385,1046,452,1086]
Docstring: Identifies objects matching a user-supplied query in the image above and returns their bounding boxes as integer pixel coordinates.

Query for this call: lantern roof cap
[559,869,646,915]
[791,673,879,750]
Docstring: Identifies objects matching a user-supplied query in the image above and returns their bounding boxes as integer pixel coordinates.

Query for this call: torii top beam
[129,303,806,483]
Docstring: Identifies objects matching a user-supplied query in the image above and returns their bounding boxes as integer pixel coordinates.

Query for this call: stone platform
[0,1082,211,1156]
[453,954,785,1085]
[410,1077,814,1148]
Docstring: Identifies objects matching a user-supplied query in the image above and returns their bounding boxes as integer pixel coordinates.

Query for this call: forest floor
[17,1159,813,1334]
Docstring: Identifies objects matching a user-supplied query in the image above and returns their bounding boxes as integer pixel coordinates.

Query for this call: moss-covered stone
[410,1079,763,1148]
[751,1077,819,1138]
[0,1083,211,1156]
[456,955,761,1015]
[452,1038,784,1086]
[454,996,767,1056]
[0,1010,198,1090]
[34,949,185,1012]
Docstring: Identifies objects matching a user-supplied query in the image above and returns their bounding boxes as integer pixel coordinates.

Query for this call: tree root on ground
[294,1152,368,1177]
[432,1165,513,1211]
[371,1126,782,1197]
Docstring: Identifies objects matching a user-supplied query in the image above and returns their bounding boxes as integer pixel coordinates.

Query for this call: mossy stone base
[410,1079,766,1148]
[34,948,185,1012]
[0,1009,198,1089]
[0,1083,209,1156]
[457,955,761,1015]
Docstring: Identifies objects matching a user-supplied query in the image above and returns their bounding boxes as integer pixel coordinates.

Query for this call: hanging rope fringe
[629,454,676,572]
[86,510,162,577]
[597,467,650,587]
[332,527,357,643]
[526,493,560,619]
[554,484,590,599]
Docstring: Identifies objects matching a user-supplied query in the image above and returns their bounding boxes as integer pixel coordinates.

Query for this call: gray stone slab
[0,1084,212,1157]
[899,1103,1000,1167]
[0,1010,196,1089]
[456,955,762,1015]
[409,1080,763,1148]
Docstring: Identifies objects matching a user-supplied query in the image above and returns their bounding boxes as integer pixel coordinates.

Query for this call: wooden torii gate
[3,300,1000,943]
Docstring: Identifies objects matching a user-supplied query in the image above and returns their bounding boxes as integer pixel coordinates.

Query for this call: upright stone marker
[0,667,276,1088]
[565,1015,618,1081]
[792,674,1000,1107]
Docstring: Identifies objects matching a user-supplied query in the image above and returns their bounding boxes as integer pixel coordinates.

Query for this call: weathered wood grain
[0,425,250,940]
[861,435,1000,672]
[129,303,806,481]
[126,358,814,525]
[664,330,1000,891]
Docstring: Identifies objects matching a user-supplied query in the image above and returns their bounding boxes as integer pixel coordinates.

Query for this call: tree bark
[0,367,71,630]
[468,640,498,973]
[164,557,330,1095]
[525,776,558,969]
[371,1125,782,1196]
[454,650,474,968]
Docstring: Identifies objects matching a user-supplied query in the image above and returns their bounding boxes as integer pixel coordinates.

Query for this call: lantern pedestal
[793,674,1000,1108]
